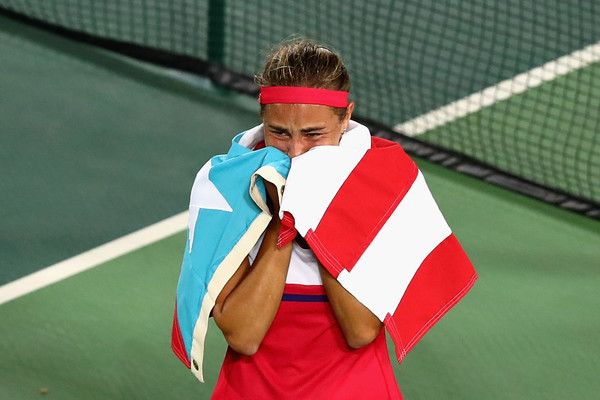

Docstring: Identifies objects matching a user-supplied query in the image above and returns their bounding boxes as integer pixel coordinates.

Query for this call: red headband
[259,86,349,107]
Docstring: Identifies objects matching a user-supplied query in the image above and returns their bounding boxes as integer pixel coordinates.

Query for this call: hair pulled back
[255,40,350,91]
[256,40,351,119]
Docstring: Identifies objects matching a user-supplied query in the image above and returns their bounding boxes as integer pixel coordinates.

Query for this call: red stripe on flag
[384,234,477,362]
[171,301,191,369]
[307,137,418,277]
[277,211,297,249]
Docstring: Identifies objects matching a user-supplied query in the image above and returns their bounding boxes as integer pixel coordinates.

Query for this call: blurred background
[1,1,598,399]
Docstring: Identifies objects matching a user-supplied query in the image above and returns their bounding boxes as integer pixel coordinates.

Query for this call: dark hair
[255,40,351,119]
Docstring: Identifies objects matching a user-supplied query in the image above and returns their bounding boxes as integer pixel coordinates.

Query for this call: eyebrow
[300,126,326,133]
[266,124,326,133]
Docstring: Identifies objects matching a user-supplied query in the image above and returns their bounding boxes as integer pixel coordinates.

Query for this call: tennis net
[2,0,599,217]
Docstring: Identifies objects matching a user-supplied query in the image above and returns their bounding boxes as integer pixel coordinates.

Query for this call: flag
[172,121,477,382]
[279,121,477,363]
[171,126,290,382]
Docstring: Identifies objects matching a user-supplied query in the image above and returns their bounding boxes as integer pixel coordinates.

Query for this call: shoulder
[370,136,401,149]
[367,136,417,173]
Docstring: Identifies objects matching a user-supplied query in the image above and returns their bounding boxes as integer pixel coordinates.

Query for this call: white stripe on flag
[281,146,367,235]
[337,172,451,321]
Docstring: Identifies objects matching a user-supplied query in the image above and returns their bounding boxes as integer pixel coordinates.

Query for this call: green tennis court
[1,11,599,400]
[421,61,600,202]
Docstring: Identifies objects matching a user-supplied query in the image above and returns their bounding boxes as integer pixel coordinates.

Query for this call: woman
[209,41,402,399]
[172,39,476,399]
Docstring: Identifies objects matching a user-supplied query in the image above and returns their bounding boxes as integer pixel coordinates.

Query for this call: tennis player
[209,40,403,399]
[173,39,476,399]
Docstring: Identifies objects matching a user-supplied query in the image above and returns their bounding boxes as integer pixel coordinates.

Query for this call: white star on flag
[188,160,233,252]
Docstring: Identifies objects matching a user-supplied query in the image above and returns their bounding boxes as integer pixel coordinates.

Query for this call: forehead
[262,103,340,126]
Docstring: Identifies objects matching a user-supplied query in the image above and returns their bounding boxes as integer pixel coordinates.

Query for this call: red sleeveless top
[211,284,402,399]
[212,140,402,399]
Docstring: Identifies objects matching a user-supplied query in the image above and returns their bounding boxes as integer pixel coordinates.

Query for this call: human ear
[343,102,355,129]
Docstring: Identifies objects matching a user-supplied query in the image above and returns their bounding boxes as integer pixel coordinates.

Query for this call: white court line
[0,211,188,306]
[394,41,600,137]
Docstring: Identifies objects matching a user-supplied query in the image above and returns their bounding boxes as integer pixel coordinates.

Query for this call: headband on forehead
[259,86,349,108]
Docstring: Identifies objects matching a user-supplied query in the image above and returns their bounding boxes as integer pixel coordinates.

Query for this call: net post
[207,0,226,65]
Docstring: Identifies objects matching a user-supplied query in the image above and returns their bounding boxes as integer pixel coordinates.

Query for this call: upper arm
[319,263,383,348]
[213,256,251,317]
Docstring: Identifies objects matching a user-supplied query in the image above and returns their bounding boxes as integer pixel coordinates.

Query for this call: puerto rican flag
[278,121,477,363]
[172,125,290,382]
[172,121,477,382]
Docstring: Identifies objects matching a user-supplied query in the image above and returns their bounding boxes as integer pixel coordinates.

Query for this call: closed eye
[304,131,323,137]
